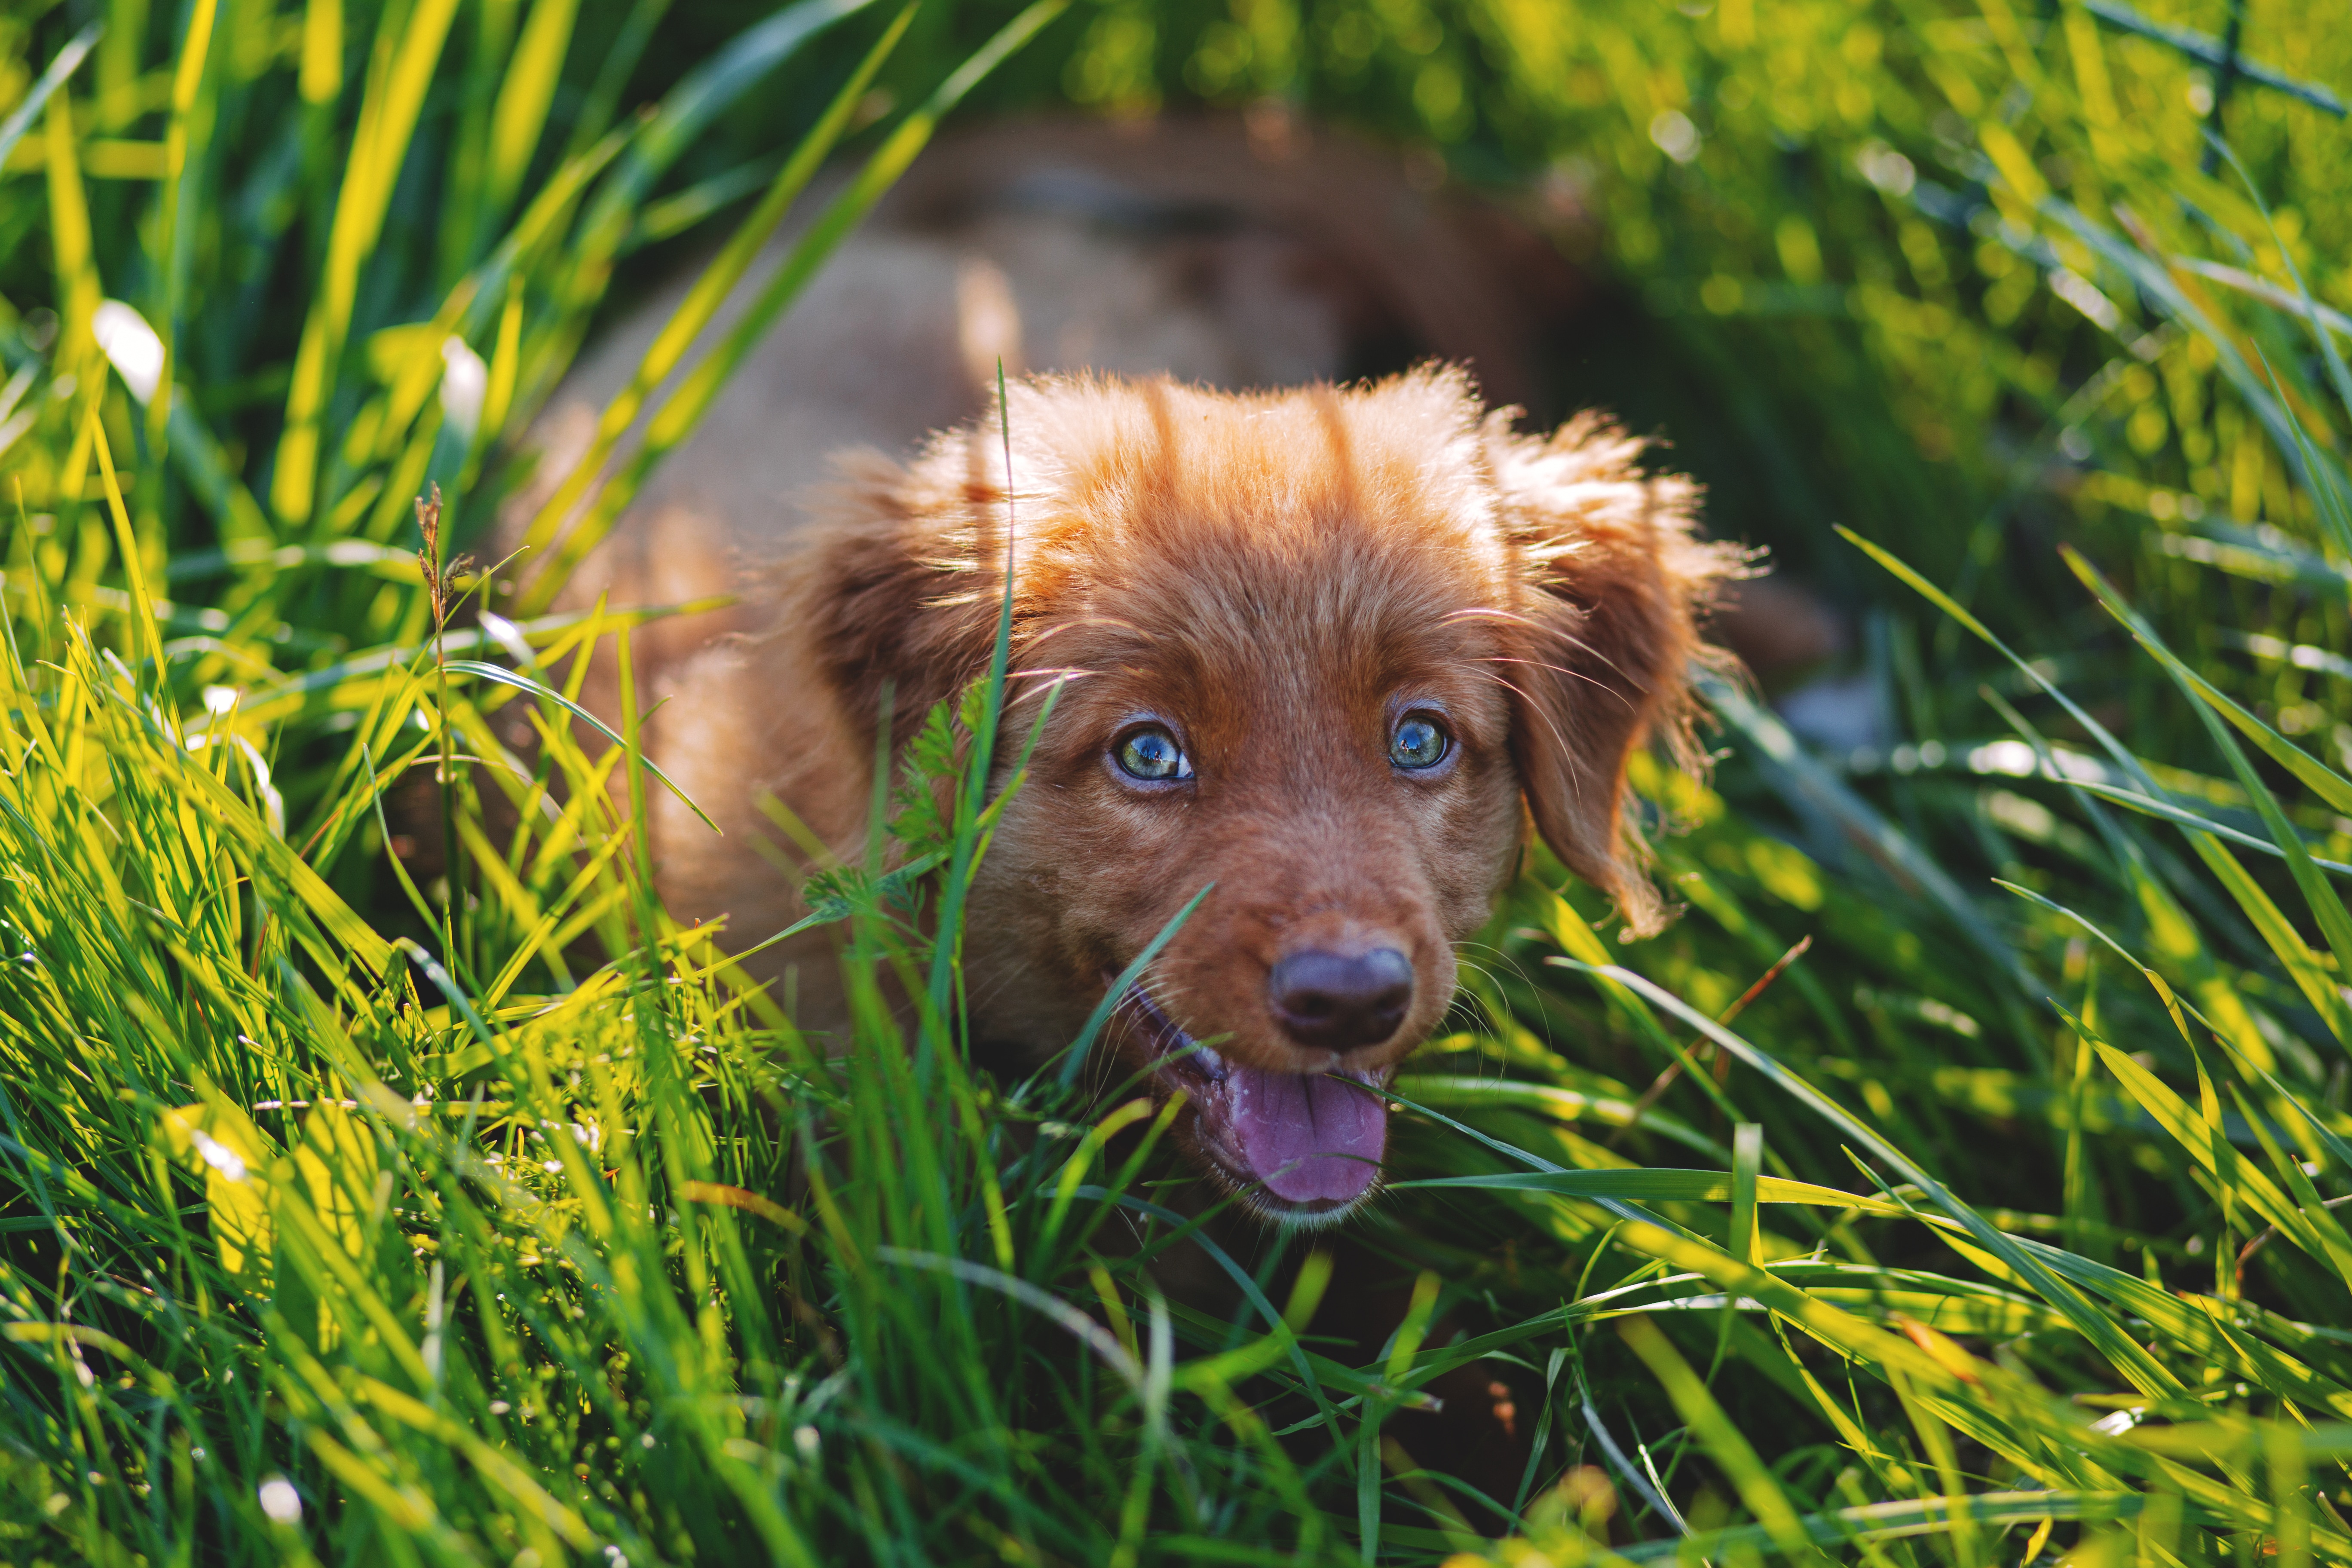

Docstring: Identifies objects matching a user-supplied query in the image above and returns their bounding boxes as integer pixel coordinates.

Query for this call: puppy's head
[800,368,1739,1225]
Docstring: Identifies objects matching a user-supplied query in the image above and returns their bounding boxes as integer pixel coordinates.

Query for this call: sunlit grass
[3,2,2352,1564]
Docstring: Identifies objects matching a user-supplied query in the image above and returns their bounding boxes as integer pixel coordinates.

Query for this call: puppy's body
[504,123,1736,1222]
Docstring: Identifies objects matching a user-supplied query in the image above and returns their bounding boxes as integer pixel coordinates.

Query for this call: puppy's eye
[1114,725,1192,782]
[1389,714,1450,770]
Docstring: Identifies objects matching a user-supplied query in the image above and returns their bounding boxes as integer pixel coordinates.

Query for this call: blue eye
[1390,714,1450,770]
[1115,725,1191,782]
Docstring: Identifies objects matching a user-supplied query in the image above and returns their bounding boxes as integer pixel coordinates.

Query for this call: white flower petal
[93,300,164,405]
[440,336,488,443]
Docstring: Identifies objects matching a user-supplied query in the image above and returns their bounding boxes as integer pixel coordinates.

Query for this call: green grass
[3,1,2352,1563]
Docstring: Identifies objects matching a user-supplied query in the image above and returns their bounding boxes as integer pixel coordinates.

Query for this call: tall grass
[3,2,2351,1565]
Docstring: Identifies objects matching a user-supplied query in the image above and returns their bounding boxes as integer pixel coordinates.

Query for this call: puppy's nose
[1268,948,1413,1051]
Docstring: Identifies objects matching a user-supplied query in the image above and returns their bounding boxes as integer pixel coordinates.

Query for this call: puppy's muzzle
[1267,947,1413,1051]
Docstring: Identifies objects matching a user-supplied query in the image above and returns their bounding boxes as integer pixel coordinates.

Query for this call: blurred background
[9,0,2348,754]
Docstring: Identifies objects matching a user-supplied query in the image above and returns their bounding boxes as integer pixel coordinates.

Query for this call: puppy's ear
[1489,413,1742,935]
[793,437,1010,754]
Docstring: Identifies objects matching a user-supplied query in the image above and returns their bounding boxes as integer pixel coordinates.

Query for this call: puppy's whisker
[1006,666,1093,686]
[966,967,1038,1025]
[1478,655,1637,709]
[1136,975,1197,1023]
[1001,674,1091,717]
[1454,940,1540,995]
[1491,605,1634,665]
[1040,613,1150,638]
[1438,605,1544,631]
[1479,671,1587,808]
[1515,620,1639,684]
[1024,616,1149,652]
[1451,952,1513,989]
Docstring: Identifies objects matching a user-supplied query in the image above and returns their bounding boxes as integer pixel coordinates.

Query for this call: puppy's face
[965,518,1528,1222]
[806,370,1733,1225]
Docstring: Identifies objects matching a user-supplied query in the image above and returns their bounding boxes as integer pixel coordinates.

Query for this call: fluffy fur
[612,366,1739,1221]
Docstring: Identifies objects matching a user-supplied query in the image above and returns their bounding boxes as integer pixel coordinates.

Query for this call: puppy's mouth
[1116,983,1390,1219]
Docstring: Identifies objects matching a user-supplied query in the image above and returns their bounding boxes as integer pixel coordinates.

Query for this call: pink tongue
[1227,1067,1387,1206]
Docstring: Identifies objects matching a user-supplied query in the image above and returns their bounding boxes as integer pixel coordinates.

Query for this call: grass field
[3,0,2352,1562]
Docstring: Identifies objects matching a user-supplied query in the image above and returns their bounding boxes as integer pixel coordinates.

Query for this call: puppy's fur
[581,366,1736,1222]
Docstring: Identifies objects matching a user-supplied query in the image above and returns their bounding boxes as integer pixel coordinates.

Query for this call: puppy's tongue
[1225,1066,1386,1206]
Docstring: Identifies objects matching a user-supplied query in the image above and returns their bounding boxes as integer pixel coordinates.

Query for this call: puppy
[545,368,1733,1225]
[500,122,1735,1224]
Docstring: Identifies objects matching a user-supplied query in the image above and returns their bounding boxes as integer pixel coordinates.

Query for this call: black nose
[1267,948,1414,1051]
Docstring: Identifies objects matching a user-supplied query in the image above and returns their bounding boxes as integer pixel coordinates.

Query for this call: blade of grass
[271,0,461,526]
[2062,546,2352,986]
[0,22,101,173]
[1562,960,2188,1399]
[1620,1314,1829,1564]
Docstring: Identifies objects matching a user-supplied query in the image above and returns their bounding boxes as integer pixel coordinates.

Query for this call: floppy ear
[791,432,1014,757]
[1489,413,1743,935]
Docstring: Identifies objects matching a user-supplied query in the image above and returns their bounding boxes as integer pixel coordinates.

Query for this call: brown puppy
[496,119,1736,1223]
[602,366,1736,1225]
